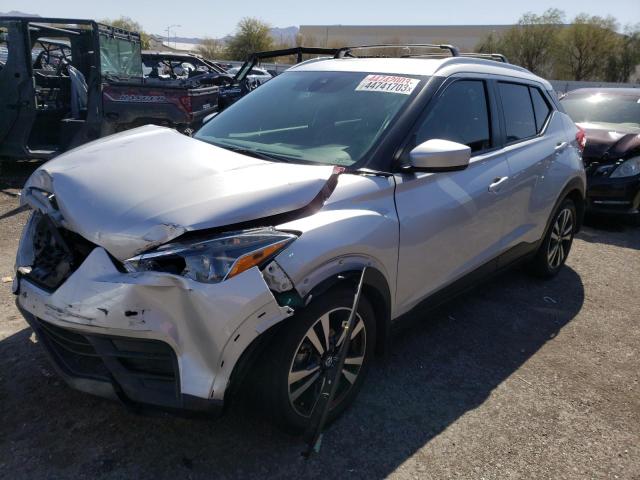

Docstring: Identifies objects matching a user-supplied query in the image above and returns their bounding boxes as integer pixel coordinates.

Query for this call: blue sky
[3,0,639,37]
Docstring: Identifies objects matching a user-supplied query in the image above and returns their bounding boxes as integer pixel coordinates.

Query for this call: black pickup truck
[0,16,220,160]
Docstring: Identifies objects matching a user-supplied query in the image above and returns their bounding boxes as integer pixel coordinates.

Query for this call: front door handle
[488,176,509,193]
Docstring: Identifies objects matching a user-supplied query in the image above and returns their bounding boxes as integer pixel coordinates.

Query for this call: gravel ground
[0,162,638,479]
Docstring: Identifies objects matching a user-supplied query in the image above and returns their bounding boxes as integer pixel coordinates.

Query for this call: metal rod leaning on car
[302,266,368,457]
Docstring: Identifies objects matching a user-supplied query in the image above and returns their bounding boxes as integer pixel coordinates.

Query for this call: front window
[196,71,422,166]
[409,79,491,154]
[561,92,640,131]
[99,36,143,78]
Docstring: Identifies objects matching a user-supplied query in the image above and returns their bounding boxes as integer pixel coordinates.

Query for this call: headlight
[124,228,297,283]
[610,156,640,178]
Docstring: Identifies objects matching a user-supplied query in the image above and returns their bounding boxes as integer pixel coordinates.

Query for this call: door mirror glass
[408,139,471,172]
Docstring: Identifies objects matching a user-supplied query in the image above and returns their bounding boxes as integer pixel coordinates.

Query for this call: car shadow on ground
[0,265,584,478]
[0,161,40,220]
[577,214,640,250]
[0,160,40,191]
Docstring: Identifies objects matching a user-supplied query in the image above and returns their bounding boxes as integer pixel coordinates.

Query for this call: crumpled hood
[579,122,640,166]
[22,125,335,260]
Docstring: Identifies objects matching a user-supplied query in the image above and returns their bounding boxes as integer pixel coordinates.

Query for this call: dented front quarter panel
[274,173,400,315]
[16,248,293,401]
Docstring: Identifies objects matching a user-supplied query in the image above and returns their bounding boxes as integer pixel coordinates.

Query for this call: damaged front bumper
[15,245,293,413]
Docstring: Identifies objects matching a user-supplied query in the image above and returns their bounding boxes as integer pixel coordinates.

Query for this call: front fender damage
[16,247,294,402]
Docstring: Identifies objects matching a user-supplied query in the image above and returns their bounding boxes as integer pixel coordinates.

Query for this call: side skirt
[393,241,539,328]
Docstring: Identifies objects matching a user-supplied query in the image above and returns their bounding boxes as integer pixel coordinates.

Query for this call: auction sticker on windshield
[355,75,420,95]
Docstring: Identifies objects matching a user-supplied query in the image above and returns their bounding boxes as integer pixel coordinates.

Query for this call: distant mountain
[269,26,299,43]
[158,26,300,47]
[162,35,205,45]
[0,10,39,16]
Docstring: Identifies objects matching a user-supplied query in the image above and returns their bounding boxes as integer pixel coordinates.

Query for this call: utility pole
[165,24,181,49]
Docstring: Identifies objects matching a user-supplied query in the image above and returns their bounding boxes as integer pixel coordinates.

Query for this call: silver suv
[14,50,586,431]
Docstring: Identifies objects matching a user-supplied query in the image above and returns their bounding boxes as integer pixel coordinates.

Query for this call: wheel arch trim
[224,262,393,405]
[550,177,586,236]
[303,262,392,357]
[532,176,585,263]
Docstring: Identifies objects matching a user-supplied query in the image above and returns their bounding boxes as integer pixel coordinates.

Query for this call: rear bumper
[586,174,640,216]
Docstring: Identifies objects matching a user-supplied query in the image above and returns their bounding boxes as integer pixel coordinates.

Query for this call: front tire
[529,198,577,278]
[259,287,376,433]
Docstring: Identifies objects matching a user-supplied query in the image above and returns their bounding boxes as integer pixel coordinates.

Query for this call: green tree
[101,16,151,49]
[476,9,564,76]
[475,31,503,55]
[603,24,640,82]
[196,37,225,60]
[226,17,274,61]
[557,14,619,80]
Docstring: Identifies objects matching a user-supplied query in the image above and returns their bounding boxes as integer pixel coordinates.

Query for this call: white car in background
[227,65,272,85]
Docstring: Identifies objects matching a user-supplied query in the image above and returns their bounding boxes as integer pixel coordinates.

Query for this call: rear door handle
[555,141,568,152]
[488,176,509,193]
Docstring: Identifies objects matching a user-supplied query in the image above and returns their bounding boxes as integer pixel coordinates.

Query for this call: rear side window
[529,87,551,132]
[99,36,143,78]
[499,82,536,142]
[412,79,491,153]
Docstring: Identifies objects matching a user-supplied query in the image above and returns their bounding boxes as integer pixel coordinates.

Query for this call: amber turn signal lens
[226,239,291,279]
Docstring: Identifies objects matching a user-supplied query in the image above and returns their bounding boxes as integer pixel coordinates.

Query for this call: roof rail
[433,56,531,77]
[334,44,460,58]
[459,52,509,63]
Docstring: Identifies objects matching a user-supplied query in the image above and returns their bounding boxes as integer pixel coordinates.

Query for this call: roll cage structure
[0,16,142,159]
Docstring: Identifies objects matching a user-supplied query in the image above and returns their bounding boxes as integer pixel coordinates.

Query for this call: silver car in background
[14,52,585,431]
[226,65,273,85]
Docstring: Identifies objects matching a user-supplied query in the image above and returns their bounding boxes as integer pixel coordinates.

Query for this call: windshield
[100,36,143,78]
[195,71,423,166]
[561,92,640,130]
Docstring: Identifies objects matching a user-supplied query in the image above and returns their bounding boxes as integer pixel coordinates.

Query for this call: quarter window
[411,80,491,154]
[529,87,551,132]
[499,82,536,142]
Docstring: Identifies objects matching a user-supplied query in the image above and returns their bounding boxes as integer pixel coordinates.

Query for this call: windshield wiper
[215,144,297,163]
[349,167,393,177]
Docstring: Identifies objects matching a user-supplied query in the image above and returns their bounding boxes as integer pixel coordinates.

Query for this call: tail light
[179,95,193,114]
[575,126,586,153]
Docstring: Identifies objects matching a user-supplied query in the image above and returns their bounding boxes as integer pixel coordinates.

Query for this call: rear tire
[258,287,376,434]
[529,198,577,278]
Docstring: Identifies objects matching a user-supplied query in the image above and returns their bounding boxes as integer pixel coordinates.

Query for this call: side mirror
[202,111,219,125]
[408,139,471,172]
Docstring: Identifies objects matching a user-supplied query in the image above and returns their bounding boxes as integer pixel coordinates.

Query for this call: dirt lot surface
[0,162,639,479]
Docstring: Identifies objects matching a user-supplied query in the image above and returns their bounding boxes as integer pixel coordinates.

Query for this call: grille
[33,317,181,407]
[36,318,108,380]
